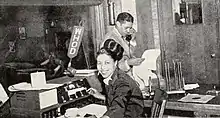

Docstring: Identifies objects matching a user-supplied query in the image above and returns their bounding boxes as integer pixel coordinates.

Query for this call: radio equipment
[57,78,90,103]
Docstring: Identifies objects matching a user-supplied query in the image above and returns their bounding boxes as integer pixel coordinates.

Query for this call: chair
[150,88,168,118]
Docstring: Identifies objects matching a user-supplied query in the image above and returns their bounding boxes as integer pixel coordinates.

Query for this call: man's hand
[100,115,110,118]
[84,115,97,118]
[127,58,145,66]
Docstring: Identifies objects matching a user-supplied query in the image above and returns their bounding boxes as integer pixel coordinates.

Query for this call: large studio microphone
[65,26,84,76]
[67,26,84,60]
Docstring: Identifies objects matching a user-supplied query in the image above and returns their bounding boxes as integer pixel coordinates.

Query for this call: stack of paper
[184,83,199,90]
[178,94,215,103]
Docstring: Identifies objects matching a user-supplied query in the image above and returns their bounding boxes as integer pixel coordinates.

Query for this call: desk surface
[144,98,220,116]
[144,86,220,117]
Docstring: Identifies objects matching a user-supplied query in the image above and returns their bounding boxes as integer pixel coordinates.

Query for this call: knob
[211,53,216,58]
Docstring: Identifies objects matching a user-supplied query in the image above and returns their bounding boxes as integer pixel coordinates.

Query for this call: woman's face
[97,53,117,78]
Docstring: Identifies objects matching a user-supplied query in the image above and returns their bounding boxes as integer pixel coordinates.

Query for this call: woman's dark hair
[97,39,124,61]
[116,12,134,23]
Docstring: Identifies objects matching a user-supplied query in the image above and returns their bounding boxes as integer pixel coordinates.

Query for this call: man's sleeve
[118,56,131,72]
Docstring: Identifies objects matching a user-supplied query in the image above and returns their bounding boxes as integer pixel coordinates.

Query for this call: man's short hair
[116,12,134,23]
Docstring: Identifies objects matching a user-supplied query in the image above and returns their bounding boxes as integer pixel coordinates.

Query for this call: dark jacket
[100,68,144,118]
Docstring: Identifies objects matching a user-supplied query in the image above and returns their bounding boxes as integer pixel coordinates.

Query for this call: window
[173,0,202,25]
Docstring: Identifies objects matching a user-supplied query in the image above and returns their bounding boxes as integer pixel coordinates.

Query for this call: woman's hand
[87,88,106,101]
[87,88,98,95]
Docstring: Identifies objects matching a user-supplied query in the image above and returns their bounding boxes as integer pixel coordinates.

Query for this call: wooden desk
[144,96,220,117]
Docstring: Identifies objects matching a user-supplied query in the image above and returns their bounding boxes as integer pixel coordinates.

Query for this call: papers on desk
[184,83,199,90]
[77,104,107,117]
[178,94,215,103]
[62,104,107,118]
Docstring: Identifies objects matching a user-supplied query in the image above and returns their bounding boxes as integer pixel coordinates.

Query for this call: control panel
[57,78,90,103]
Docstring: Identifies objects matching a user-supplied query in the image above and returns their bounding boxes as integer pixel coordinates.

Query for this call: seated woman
[87,39,144,118]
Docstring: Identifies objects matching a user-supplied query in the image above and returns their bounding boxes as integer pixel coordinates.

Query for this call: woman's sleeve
[104,81,130,118]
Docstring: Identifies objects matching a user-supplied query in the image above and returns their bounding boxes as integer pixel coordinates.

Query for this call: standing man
[100,12,145,89]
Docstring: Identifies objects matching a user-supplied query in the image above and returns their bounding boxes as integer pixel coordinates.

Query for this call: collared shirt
[103,74,113,85]
[101,68,144,118]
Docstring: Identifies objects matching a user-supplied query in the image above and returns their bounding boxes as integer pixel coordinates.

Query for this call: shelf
[0,0,104,6]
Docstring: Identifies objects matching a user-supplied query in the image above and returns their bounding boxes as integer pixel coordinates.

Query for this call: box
[10,107,58,118]
[10,87,58,110]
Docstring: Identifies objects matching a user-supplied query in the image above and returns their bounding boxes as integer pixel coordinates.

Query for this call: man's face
[116,21,133,37]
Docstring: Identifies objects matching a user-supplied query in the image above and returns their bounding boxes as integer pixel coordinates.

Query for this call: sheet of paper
[75,69,97,76]
[133,49,160,87]
[140,49,161,70]
[31,71,46,88]
[39,88,58,109]
[77,104,107,117]
[178,94,215,103]
[0,83,8,104]
[76,69,97,74]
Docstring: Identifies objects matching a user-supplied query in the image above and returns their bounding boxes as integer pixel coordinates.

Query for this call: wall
[167,0,218,84]
[103,0,148,57]
[0,6,46,64]
[136,0,219,84]
[0,6,98,69]
[135,0,155,57]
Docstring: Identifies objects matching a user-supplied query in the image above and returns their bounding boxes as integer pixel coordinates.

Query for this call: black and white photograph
[1,0,220,118]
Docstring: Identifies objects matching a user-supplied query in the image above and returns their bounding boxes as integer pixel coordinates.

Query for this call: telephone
[125,34,132,42]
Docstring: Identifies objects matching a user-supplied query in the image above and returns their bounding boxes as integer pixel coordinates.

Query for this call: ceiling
[0,0,104,6]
